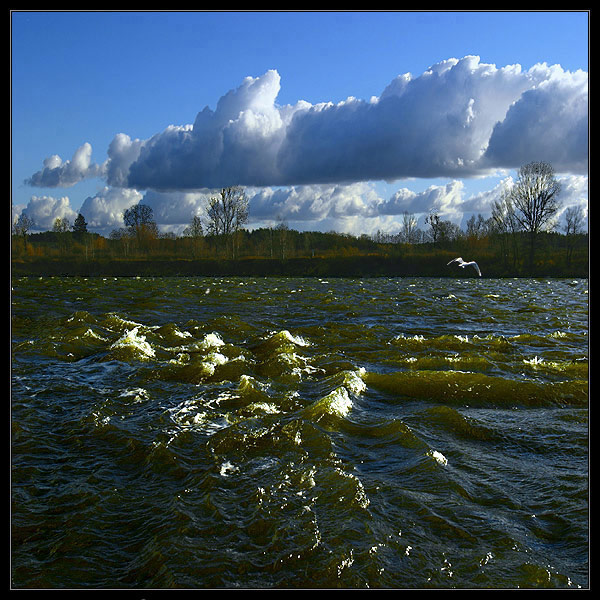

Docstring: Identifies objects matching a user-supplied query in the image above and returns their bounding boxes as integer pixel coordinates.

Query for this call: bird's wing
[471,262,482,276]
[447,257,463,266]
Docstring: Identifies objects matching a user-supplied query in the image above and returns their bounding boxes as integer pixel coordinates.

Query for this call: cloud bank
[17,173,586,237]
[26,56,588,192]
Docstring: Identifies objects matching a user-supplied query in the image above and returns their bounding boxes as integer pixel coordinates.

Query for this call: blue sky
[11,11,589,235]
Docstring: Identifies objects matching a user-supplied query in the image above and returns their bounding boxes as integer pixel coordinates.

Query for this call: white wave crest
[110,327,155,359]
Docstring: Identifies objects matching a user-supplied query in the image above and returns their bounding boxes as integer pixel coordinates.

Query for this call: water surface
[11,277,588,588]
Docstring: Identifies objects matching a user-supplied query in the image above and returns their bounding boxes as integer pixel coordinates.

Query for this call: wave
[365,370,588,408]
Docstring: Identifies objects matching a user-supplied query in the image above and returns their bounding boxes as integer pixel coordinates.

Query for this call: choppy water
[11,276,588,589]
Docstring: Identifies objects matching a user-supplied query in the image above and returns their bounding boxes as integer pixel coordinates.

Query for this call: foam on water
[199,332,225,349]
[110,327,155,359]
[428,449,448,466]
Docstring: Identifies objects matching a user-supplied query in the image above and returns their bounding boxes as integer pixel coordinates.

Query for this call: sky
[11,10,589,236]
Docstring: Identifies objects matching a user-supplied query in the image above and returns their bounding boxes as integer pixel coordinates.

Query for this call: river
[11,276,588,588]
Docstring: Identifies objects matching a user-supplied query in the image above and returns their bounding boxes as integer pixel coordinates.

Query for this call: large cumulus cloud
[121,56,589,188]
[24,56,589,193]
[121,70,290,191]
[277,57,587,183]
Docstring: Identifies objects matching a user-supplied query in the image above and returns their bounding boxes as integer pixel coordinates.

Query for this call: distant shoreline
[11,256,589,279]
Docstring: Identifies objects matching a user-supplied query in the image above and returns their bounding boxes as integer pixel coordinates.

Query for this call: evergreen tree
[73,213,88,234]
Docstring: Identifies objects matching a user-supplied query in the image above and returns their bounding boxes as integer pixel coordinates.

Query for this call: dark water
[11,276,588,588]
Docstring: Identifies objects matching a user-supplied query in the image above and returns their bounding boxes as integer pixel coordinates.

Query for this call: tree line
[12,163,588,277]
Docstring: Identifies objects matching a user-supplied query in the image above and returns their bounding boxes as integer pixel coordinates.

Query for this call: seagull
[447,257,482,277]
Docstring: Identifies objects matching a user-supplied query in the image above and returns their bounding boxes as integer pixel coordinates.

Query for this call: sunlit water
[11,276,588,588]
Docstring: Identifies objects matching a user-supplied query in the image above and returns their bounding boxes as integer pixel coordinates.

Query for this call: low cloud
[141,189,210,226]
[26,56,588,193]
[18,195,78,230]
[78,186,143,234]
[25,143,105,188]
[16,173,587,236]
[248,182,382,223]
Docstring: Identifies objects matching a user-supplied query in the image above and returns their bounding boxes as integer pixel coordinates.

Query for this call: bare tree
[425,210,442,245]
[563,205,586,267]
[508,161,561,271]
[13,213,34,236]
[205,186,248,258]
[465,214,489,240]
[399,211,420,245]
[563,205,585,236]
[425,209,460,246]
[491,193,520,270]
[13,213,35,252]
[276,215,289,260]
[183,215,204,258]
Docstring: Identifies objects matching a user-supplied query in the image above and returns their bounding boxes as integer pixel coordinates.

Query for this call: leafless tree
[205,186,248,258]
[399,211,420,244]
[563,205,585,237]
[507,161,561,271]
[183,215,204,258]
[13,213,35,251]
[491,194,520,269]
[563,205,586,266]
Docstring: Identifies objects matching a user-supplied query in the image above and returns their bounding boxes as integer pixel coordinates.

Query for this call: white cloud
[19,195,78,230]
[26,143,105,188]
[483,66,588,172]
[123,70,294,190]
[140,189,210,226]
[105,133,144,188]
[277,56,536,184]
[248,182,381,223]
[78,186,143,234]
[378,181,465,218]
[554,174,589,226]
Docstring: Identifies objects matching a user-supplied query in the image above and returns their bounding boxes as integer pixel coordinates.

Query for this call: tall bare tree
[205,186,248,258]
[507,161,561,272]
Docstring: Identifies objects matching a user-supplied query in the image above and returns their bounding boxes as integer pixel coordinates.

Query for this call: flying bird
[447,257,482,277]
